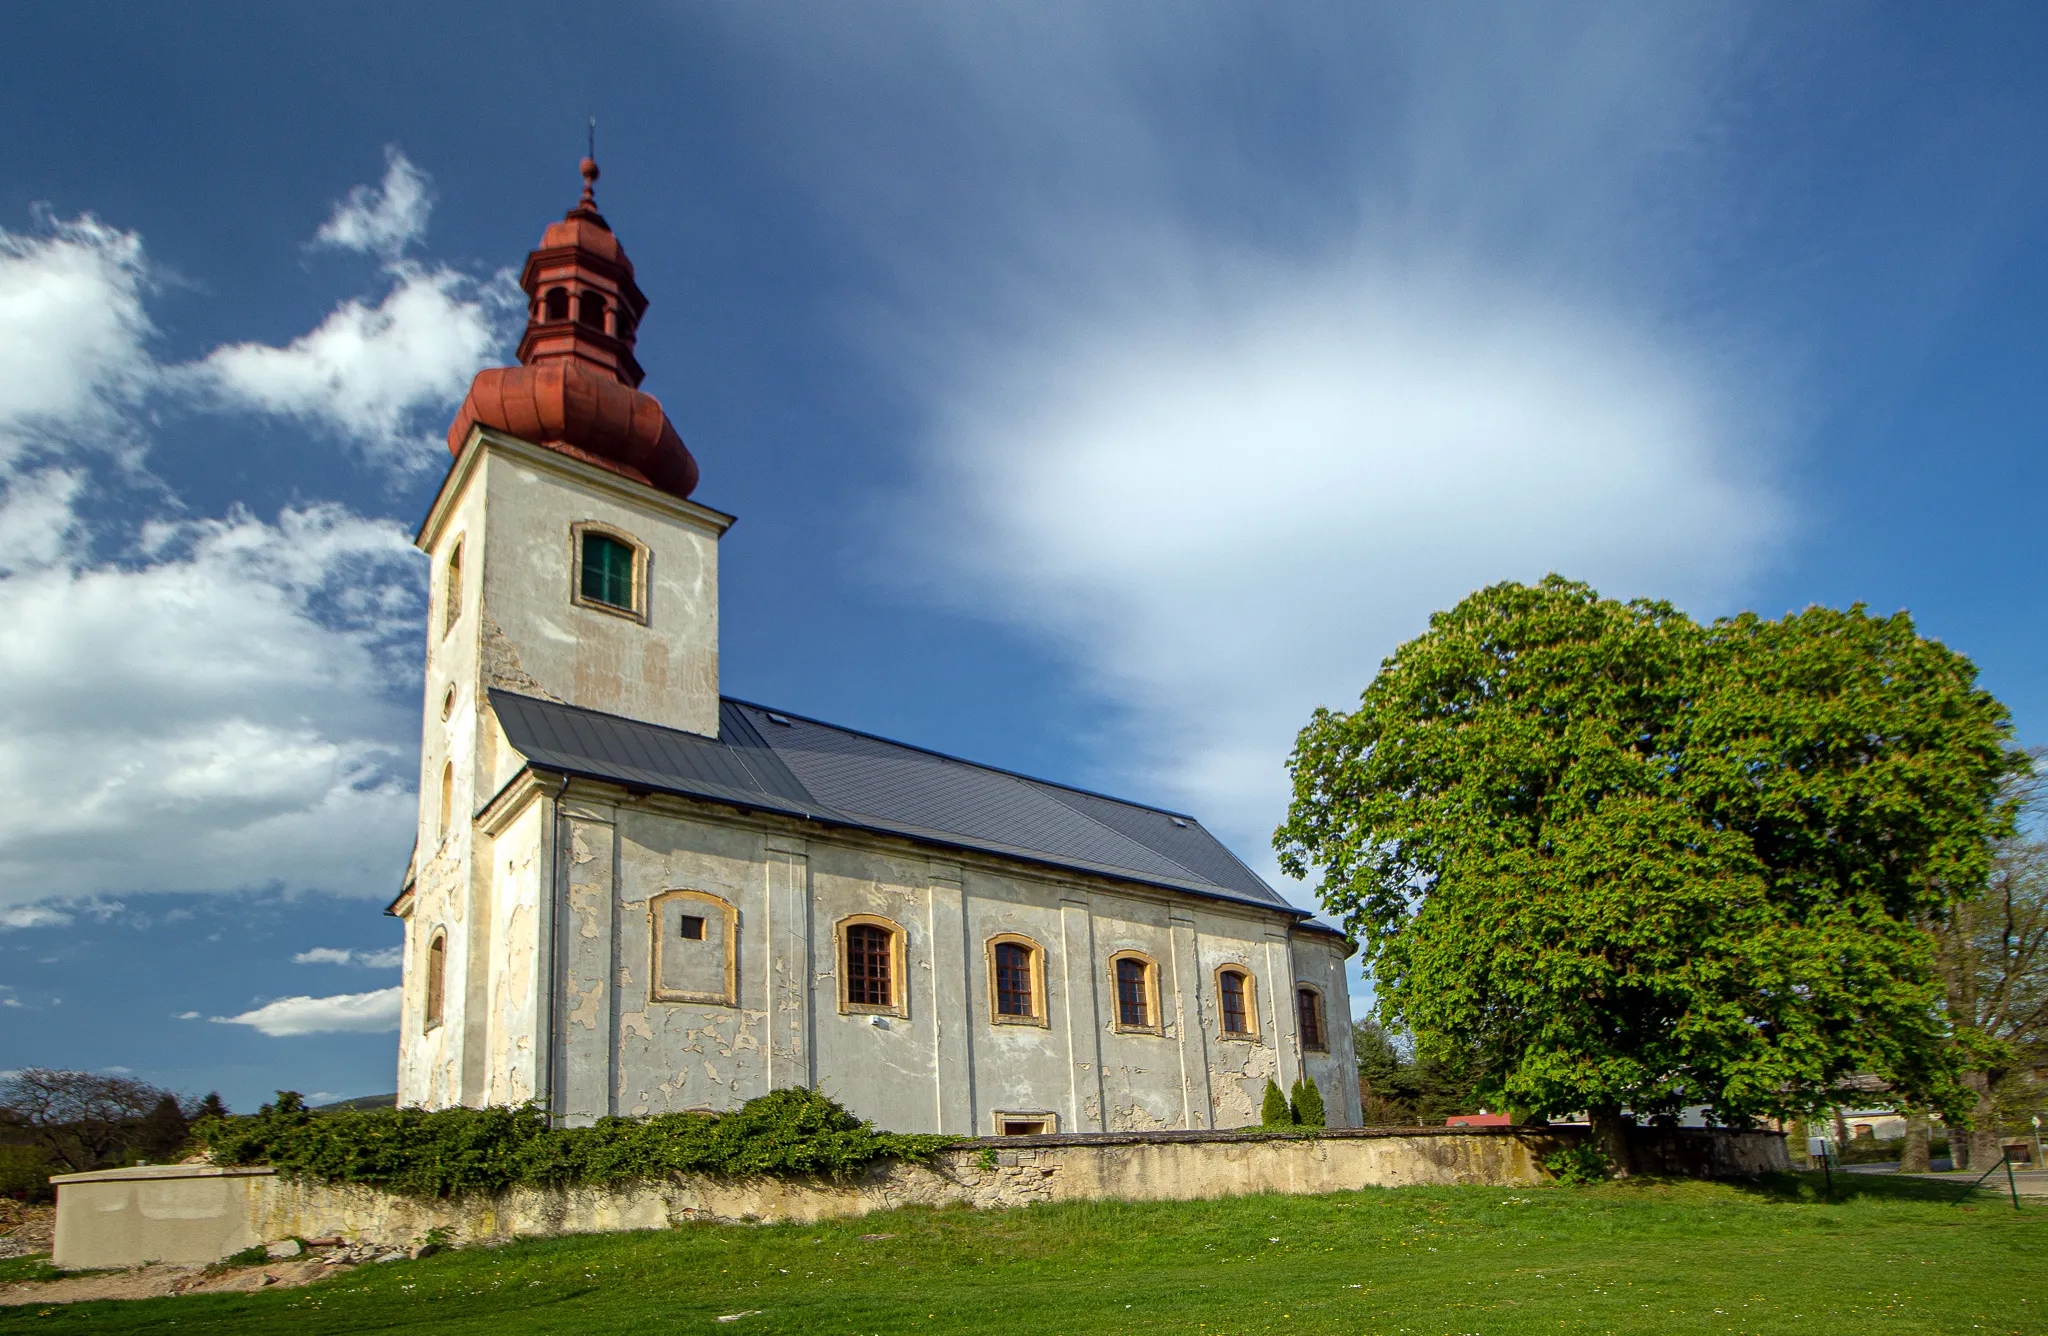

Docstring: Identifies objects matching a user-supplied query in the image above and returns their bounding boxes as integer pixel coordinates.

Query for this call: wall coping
[953,1123,1787,1151]
[45,1123,1784,1185]
[50,1163,279,1186]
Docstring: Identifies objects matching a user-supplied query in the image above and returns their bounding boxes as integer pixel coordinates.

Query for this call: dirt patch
[0,1204,54,1260]
[0,1257,349,1307]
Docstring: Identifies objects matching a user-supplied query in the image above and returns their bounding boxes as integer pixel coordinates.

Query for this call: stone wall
[51,1125,1788,1271]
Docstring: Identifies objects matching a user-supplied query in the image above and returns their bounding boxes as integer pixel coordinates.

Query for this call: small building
[389,160,1361,1135]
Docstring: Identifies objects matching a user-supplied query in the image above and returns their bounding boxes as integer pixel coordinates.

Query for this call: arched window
[442,539,463,636]
[837,915,905,1017]
[613,307,633,340]
[574,526,643,619]
[1297,985,1328,1052]
[1216,966,1258,1039]
[424,931,446,1032]
[544,287,569,321]
[438,761,454,838]
[1109,951,1161,1034]
[578,291,606,327]
[985,934,1046,1026]
[440,685,456,722]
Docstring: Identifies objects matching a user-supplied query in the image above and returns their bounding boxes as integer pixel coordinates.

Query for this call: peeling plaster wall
[475,434,725,738]
[534,790,1356,1136]
[50,1128,1792,1268]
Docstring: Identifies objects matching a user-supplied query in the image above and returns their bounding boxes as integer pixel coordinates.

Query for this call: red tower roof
[446,158,699,499]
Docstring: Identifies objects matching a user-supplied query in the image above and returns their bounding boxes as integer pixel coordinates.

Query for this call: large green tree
[1276,576,2021,1171]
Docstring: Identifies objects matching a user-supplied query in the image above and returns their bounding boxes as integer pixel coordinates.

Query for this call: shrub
[1261,1080,1294,1129]
[1290,1078,1326,1130]
[0,1145,52,1201]
[197,1087,956,1199]
[1543,1143,1610,1185]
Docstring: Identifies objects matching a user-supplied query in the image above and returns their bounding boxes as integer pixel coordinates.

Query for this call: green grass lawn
[4,1174,2042,1335]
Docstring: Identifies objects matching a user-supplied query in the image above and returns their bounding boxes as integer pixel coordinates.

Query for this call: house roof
[488,688,1319,921]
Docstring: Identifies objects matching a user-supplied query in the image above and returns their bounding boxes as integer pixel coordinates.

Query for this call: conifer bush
[1260,1079,1294,1128]
[1289,1077,1326,1129]
[196,1088,956,1199]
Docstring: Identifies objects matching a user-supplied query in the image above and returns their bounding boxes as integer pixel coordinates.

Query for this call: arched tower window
[544,287,569,321]
[424,931,446,1032]
[443,539,463,636]
[574,527,642,617]
[438,761,454,838]
[578,291,605,327]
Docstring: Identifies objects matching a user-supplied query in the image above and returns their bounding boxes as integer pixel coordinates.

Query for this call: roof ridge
[722,696,1205,823]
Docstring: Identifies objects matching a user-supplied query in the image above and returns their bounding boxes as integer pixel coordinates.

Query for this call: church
[390,159,1361,1135]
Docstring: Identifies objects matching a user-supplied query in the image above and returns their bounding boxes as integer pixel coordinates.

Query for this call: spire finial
[574,115,601,212]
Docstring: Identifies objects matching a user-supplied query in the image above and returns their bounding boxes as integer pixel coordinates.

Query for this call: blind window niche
[650,890,736,1006]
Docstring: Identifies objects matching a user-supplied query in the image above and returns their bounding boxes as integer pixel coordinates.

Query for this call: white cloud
[760,4,1789,884]
[212,986,401,1037]
[0,904,70,929]
[0,503,422,904]
[0,216,154,470]
[174,1010,200,1020]
[313,149,432,259]
[294,946,401,967]
[293,947,354,965]
[192,262,516,471]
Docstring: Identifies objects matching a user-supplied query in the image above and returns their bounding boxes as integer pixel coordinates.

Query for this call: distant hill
[313,1094,398,1111]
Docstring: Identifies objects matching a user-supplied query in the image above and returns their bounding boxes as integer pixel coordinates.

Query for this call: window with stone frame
[1217,966,1257,1038]
[1297,985,1328,1052]
[837,916,906,1016]
[985,934,1046,1025]
[1109,951,1161,1033]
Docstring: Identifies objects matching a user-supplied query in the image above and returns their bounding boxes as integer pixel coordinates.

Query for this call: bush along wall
[196,1088,957,1200]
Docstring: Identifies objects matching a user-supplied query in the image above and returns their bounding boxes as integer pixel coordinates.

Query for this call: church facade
[390,160,1361,1134]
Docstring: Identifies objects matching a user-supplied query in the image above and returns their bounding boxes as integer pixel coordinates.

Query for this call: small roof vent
[764,711,794,726]
[1170,816,1189,829]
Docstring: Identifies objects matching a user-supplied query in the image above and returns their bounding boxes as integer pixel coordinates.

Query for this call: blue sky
[1,3,2044,1109]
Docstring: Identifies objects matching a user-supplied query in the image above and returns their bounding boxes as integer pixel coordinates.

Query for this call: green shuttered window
[580,532,636,611]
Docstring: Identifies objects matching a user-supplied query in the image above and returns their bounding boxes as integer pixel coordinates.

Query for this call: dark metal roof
[489,689,1298,914]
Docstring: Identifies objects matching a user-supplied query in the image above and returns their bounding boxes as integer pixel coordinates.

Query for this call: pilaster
[1060,897,1106,1132]
[555,805,617,1126]
[1168,910,1213,1130]
[764,833,813,1092]
[927,861,974,1134]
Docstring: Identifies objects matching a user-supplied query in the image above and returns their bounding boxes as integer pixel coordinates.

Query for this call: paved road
[1842,1162,2048,1196]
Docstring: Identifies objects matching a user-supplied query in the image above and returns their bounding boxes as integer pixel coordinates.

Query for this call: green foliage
[222,1244,272,1268]
[1354,1020,1484,1125]
[1542,1144,1610,1185]
[1290,1077,1326,1129]
[1260,1079,1294,1128]
[1278,576,2023,1129]
[0,1144,53,1200]
[197,1087,956,1199]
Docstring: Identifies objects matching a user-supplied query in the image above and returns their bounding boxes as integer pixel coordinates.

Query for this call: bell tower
[397,158,733,1107]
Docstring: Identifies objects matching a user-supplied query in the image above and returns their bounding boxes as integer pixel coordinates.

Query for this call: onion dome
[446,158,699,499]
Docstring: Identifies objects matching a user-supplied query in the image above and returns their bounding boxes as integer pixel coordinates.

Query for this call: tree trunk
[1899,1111,1931,1173]
[1961,1070,2004,1175]
[1833,1107,1852,1155]
[1589,1103,1632,1179]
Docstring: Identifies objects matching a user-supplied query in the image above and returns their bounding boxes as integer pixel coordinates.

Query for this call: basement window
[994,1111,1058,1136]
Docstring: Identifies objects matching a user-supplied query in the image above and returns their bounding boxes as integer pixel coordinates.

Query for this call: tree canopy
[1276,576,2021,1160]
